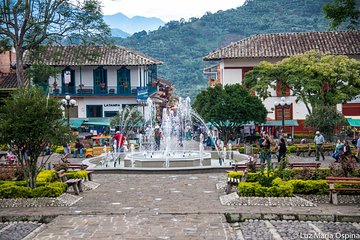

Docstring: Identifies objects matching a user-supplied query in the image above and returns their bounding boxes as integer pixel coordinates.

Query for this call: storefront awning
[347,118,360,127]
[83,121,111,126]
[70,119,84,128]
[262,120,299,127]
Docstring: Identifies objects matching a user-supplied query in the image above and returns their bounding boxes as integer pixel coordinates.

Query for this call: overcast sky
[102,0,245,22]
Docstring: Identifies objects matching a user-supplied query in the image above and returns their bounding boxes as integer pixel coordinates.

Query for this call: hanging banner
[137,87,148,101]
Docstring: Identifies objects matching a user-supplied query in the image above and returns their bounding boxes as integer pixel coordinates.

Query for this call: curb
[224,213,360,223]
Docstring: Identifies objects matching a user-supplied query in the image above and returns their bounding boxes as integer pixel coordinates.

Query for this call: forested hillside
[118,0,336,98]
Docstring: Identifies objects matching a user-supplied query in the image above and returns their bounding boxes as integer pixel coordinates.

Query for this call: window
[104,111,118,117]
[86,105,102,118]
[62,67,75,94]
[275,104,293,120]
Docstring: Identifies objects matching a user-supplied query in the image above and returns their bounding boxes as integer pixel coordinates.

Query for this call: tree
[0,0,111,86]
[304,105,347,141]
[192,84,267,143]
[244,51,360,115]
[0,87,68,188]
[110,106,144,140]
[323,0,360,30]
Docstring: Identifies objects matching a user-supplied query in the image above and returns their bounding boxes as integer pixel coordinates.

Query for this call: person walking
[314,131,325,161]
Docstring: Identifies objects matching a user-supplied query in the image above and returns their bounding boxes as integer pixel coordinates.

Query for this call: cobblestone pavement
[232,220,360,240]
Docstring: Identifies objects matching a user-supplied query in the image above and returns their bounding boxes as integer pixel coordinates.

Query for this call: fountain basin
[124,151,211,168]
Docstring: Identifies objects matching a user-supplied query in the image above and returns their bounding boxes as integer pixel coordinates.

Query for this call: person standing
[154,126,162,151]
[357,133,360,159]
[314,131,325,161]
[277,137,287,163]
[113,131,126,152]
[75,139,84,158]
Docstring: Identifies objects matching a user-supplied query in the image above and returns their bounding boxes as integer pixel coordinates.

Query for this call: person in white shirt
[314,131,325,161]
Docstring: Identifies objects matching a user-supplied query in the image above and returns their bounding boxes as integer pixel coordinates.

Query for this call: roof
[0,72,17,88]
[204,30,360,61]
[24,45,163,66]
[0,72,29,89]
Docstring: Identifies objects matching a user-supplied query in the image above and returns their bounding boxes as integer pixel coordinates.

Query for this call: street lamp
[274,97,291,133]
[61,95,76,129]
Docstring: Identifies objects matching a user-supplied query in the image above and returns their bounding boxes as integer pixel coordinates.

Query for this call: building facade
[25,45,162,119]
[204,30,360,134]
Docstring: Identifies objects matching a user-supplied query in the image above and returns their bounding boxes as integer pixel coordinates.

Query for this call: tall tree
[192,84,267,143]
[244,51,360,115]
[0,0,111,86]
[0,87,68,188]
[323,0,360,29]
[304,105,347,141]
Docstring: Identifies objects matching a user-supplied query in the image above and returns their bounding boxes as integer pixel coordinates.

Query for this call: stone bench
[326,176,360,205]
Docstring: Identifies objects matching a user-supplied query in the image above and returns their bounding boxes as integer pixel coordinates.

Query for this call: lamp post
[274,97,291,133]
[61,95,76,129]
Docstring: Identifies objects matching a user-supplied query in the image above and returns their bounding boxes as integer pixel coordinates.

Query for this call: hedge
[0,181,66,199]
[228,168,332,182]
[65,170,88,180]
[238,178,293,197]
[36,170,57,182]
[288,179,329,195]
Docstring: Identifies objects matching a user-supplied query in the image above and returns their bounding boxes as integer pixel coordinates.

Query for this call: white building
[25,45,162,121]
[203,30,360,134]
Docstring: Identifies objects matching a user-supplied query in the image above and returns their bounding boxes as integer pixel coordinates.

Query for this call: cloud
[102,0,244,22]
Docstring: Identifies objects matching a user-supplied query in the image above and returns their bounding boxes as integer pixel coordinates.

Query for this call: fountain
[84,97,249,170]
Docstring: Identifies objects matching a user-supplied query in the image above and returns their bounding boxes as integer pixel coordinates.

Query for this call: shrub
[330,157,359,177]
[275,168,331,180]
[55,146,64,154]
[227,172,243,179]
[0,184,32,198]
[31,182,66,198]
[0,181,66,198]
[238,178,293,197]
[36,170,56,182]
[287,146,296,153]
[294,134,315,139]
[288,179,329,195]
[66,170,88,180]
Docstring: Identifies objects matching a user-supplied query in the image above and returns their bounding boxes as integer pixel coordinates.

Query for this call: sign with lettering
[137,87,148,101]
[103,104,121,108]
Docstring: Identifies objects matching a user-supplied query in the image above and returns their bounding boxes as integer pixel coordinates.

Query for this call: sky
[101,0,246,22]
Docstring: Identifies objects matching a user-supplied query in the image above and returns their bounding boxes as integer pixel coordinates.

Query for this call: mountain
[103,12,165,35]
[116,0,346,98]
[111,28,130,38]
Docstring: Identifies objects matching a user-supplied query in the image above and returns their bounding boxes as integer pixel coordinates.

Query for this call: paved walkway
[0,152,359,239]
[1,171,359,239]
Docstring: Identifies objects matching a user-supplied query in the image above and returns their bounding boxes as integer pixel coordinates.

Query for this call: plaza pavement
[0,152,359,239]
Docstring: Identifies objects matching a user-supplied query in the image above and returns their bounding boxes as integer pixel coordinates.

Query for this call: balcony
[50,84,158,97]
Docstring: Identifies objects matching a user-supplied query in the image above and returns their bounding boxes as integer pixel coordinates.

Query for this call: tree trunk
[15,47,25,87]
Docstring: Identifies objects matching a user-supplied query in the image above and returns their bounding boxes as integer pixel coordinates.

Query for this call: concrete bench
[57,170,83,195]
[289,162,321,169]
[326,177,360,204]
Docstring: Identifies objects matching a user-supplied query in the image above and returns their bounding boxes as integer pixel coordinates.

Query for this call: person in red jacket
[113,131,126,152]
